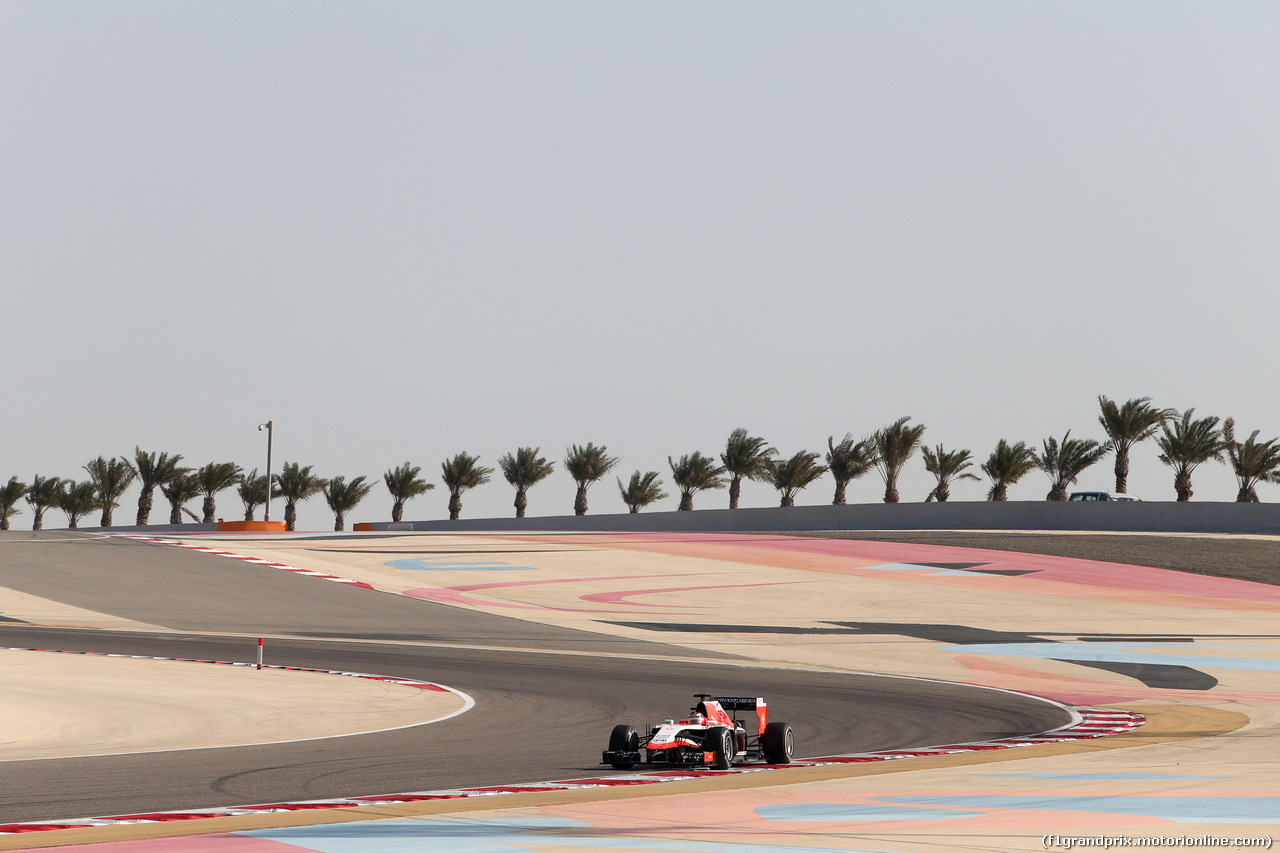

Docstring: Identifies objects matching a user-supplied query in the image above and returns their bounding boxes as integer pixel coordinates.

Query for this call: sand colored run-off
[0,649,466,761]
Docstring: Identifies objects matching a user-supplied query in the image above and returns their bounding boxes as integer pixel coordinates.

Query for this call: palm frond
[763,451,828,506]
[198,462,243,496]
[499,447,555,490]
[871,417,926,502]
[57,480,102,527]
[238,469,268,520]
[564,443,619,487]
[0,477,27,528]
[981,439,1038,500]
[1037,431,1109,500]
[441,453,494,495]
[618,471,668,513]
[720,429,776,481]
[669,452,726,498]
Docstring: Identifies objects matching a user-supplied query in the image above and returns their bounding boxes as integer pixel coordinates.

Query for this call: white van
[1068,491,1141,502]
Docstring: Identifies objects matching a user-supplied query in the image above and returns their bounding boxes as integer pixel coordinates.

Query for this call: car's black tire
[708,727,734,770]
[608,724,639,769]
[762,721,794,764]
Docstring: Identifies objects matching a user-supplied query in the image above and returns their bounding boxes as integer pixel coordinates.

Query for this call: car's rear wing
[714,697,768,734]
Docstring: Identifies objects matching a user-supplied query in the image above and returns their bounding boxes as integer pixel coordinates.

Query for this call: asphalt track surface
[792,530,1280,586]
[0,532,1069,824]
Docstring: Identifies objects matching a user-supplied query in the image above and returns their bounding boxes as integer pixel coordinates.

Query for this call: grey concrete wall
[363,501,1280,536]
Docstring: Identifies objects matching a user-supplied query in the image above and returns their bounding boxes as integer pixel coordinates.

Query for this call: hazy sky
[4,2,1278,530]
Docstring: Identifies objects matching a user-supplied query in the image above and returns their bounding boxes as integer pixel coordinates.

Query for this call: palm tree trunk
[169,505,181,524]
[285,502,298,531]
[629,506,639,514]
[883,471,899,504]
[202,496,215,524]
[991,483,1009,501]
[0,518,8,531]
[1114,451,1129,494]
[33,508,44,530]
[1175,472,1193,502]
[137,490,153,526]
[780,493,795,507]
[678,493,693,511]
[68,516,78,529]
[728,477,741,509]
[1048,483,1068,501]
[935,483,950,502]
[334,512,344,531]
[574,486,588,516]
[244,506,254,521]
[515,489,527,518]
[449,493,462,520]
[392,500,404,523]
[832,481,847,506]
[1237,487,1252,502]
[100,505,113,527]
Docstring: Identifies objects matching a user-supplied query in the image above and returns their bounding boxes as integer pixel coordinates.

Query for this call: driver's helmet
[689,712,704,725]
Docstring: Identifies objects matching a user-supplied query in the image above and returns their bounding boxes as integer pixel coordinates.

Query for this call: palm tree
[130,448,185,526]
[871,417,927,503]
[1223,419,1280,502]
[617,471,668,513]
[25,475,63,530]
[197,462,243,523]
[440,453,493,520]
[0,477,26,531]
[57,480,100,529]
[981,439,1038,501]
[763,451,828,507]
[1037,431,1109,501]
[668,452,726,511]
[826,434,874,505]
[383,462,434,523]
[84,456,136,528]
[564,443,619,516]
[498,447,555,518]
[720,429,776,509]
[922,445,979,502]
[1156,410,1226,502]
[1097,396,1175,494]
[273,462,328,531]
[237,469,269,521]
[161,471,203,523]
[323,475,375,531]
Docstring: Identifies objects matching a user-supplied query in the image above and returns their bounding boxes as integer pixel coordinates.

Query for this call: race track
[0,533,1068,823]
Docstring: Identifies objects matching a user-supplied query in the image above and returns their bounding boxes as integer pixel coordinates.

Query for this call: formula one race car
[602,694,794,770]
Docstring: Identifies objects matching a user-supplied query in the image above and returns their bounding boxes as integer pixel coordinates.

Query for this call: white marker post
[257,637,264,670]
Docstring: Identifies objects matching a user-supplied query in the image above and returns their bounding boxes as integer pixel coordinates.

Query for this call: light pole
[258,421,274,522]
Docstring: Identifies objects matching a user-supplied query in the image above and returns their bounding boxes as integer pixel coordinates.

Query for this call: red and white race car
[602,694,794,770]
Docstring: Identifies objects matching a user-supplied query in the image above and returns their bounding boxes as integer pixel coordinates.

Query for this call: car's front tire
[708,727,734,770]
[608,724,639,769]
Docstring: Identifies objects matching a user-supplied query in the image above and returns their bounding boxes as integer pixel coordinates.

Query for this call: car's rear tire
[762,721,794,764]
[608,724,639,769]
[709,727,734,770]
